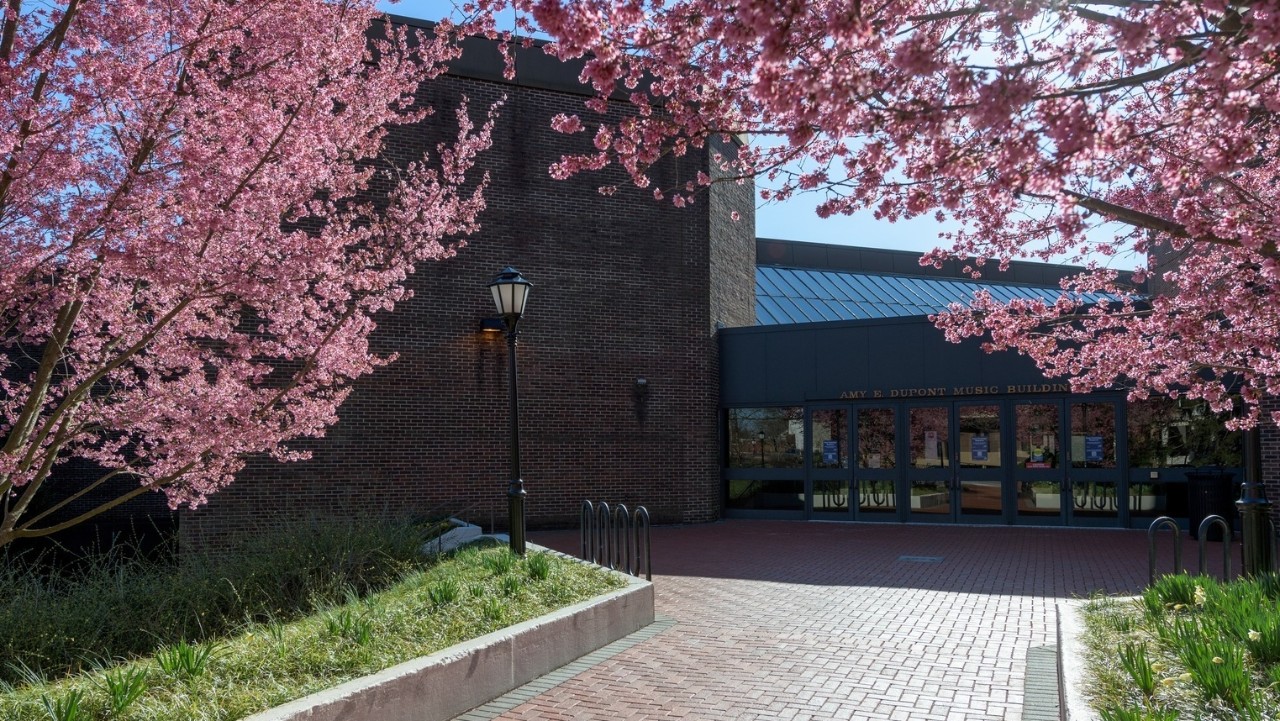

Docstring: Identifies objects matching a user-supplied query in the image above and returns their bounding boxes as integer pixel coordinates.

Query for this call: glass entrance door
[955,404,1004,522]
[907,405,953,522]
[905,402,1007,523]
[855,407,898,521]
[1014,401,1066,524]
[1068,401,1122,526]
[809,407,851,519]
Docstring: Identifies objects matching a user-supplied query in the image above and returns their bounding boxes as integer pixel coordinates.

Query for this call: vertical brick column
[1261,396,1280,522]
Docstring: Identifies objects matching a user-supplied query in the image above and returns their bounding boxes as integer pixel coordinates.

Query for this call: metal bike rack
[580,500,651,581]
[1196,515,1231,581]
[1148,516,1182,585]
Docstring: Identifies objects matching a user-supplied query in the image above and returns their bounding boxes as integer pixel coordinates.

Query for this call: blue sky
[377,0,1135,265]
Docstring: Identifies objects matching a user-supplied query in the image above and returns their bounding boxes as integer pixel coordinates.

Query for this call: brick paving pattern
[458,520,1229,721]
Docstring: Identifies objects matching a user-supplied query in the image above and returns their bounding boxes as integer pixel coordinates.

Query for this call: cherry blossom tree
[474,0,1280,426]
[0,0,494,547]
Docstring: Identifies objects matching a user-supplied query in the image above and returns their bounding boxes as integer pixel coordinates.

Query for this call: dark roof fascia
[722,314,937,337]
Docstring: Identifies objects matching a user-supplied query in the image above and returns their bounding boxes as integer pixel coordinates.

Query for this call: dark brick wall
[1262,396,1280,519]
[179,62,756,549]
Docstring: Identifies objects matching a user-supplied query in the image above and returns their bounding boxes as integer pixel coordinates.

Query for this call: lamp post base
[508,479,527,555]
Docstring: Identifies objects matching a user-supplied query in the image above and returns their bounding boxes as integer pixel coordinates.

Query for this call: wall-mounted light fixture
[480,317,506,333]
[633,377,650,424]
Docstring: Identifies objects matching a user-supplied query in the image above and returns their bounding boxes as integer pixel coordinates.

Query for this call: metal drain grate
[897,555,945,563]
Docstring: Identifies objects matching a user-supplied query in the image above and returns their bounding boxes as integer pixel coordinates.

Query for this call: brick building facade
[178,19,756,549]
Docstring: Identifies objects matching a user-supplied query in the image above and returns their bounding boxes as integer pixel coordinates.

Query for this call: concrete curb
[243,549,654,721]
[1056,599,1098,721]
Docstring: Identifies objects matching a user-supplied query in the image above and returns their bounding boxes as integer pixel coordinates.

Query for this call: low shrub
[0,516,447,684]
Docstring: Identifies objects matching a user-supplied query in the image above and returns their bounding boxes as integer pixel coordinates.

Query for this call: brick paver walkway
[474,521,1222,720]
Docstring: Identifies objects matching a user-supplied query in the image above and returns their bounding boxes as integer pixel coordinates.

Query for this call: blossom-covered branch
[473,0,1280,425]
[0,0,494,546]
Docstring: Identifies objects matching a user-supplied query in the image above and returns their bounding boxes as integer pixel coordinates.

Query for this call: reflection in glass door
[1069,402,1121,525]
[1014,402,1065,524]
[956,404,1003,520]
[907,406,952,521]
[810,408,850,519]
[856,408,897,520]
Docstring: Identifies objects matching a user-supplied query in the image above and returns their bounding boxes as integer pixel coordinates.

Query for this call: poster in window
[970,435,989,462]
[822,440,839,465]
[1085,435,1104,462]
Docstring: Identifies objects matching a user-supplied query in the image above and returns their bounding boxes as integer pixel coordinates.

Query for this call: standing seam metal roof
[754,265,1107,325]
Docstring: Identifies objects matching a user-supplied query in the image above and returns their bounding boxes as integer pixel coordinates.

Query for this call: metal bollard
[1238,428,1273,577]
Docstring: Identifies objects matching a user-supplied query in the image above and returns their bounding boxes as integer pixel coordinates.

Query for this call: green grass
[0,517,449,684]
[0,525,624,721]
[1082,573,1280,720]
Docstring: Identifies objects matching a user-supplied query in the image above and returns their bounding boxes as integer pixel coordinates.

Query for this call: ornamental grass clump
[0,516,445,686]
[1118,643,1158,699]
[0,538,624,721]
[1083,574,1280,720]
[96,667,148,716]
[526,551,553,581]
[155,641,222,680]
[1178,639,1251,710]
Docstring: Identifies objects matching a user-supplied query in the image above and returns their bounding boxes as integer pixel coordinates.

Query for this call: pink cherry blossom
[469,0,1280,427]
[0,0,494,546]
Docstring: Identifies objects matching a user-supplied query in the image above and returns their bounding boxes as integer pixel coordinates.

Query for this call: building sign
[1085,436,1104,463]
[822,440,839,464]
[970,435,989,462]
[838,383,1073,400]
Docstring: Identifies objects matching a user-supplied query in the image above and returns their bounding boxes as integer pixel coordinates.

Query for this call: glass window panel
[857,408,896,469]
[813,479,849,513]
[726,479,804,511]
[858,478,897,514]
[1071,403,1117,469]
[1128,397,1242,468]
[811,408,849,468]
[1014,403,1061,517]
[909,407,950,468]
[725,408,805,468]
[1015,403,1060,468]
[958,404,1001,469]
[1128,481,1177,520]
[1072,480,1121,517]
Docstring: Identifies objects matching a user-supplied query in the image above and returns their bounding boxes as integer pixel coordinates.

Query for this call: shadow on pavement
[533,519,1238,599]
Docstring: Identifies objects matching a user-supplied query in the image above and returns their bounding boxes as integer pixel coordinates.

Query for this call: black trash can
[1186,471,1237,540]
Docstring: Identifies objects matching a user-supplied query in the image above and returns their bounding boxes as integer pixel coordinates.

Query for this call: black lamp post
[488,266,532,555]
